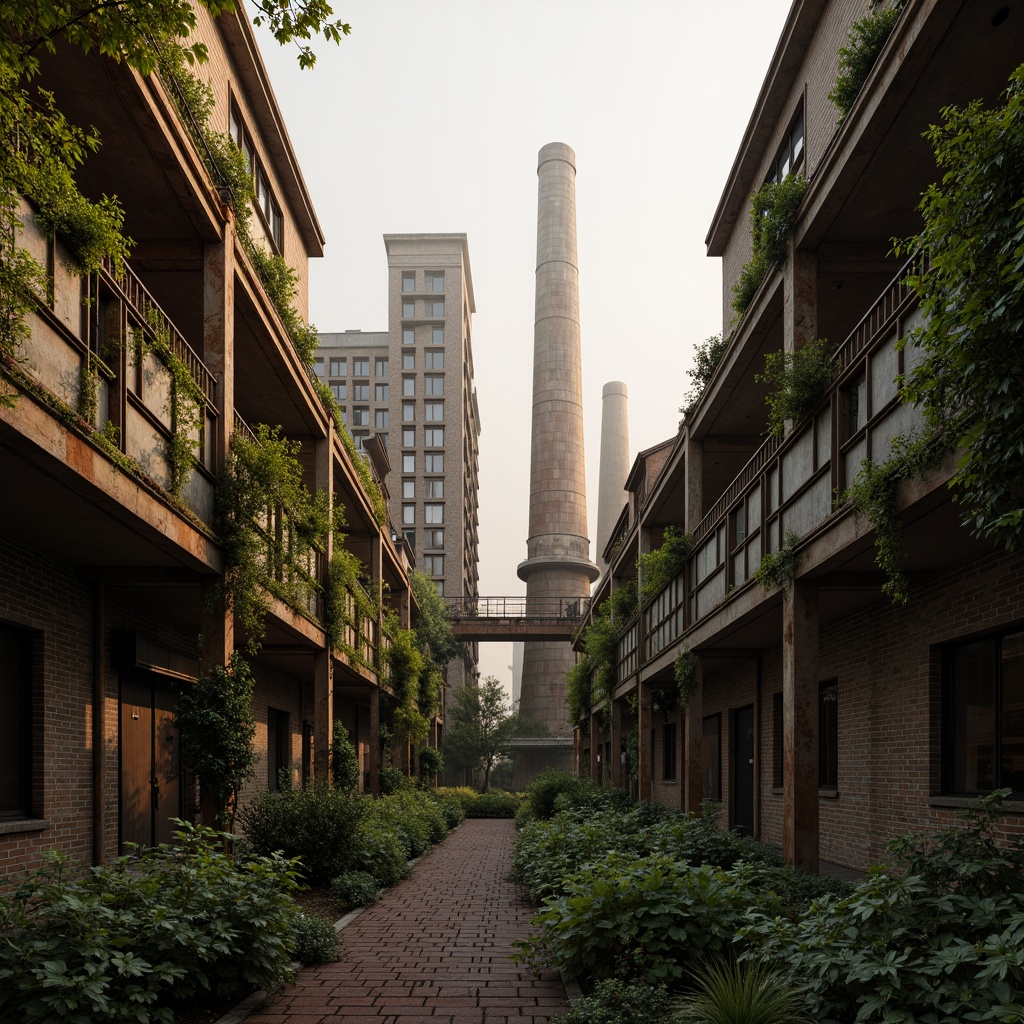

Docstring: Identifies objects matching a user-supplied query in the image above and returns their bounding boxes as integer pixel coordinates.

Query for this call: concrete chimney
[596,381,629,565]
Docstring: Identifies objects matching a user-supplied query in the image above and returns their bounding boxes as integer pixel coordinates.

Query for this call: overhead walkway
[443,596,590,641]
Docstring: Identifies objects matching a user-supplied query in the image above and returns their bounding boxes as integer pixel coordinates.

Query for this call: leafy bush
[517,769,593,823]
[239,780,364,885]
[681,333,731,419]
[291,912,341,965]
[0,823,301,1024]
[638,526,693,604]
[756,337,837,439]
[552,977,671,1024]
[429,791,467,828]
[372,790,449,857]
[332,720,361,794]
[329,871,380,908]
[462,790,519,818]
[829,1,905,123]
[378,762,406,795]
[417,745,444,783]
[347,816,410,888]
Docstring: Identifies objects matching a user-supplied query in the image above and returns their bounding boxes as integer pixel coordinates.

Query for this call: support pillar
[637,680,652,802]
[783,579,819,873]
[610,698,623,789]
[684,655,704,812]
[784,245,817,355]
[92,581,107,866]
[313,432,334,784]
[369,687,381,796]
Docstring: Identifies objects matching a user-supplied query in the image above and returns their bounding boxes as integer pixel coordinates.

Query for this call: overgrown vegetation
[732,175,810,318]
[753,530,799,591]
[639,526,693,604]
[680,333,730,419]
[894,62,1024,552]
[756,337,837,439]
[829,1,906,123]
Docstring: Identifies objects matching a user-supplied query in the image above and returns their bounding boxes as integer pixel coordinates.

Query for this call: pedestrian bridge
[443,596,590,641]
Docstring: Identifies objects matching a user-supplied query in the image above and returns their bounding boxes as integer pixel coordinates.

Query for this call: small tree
[175,652,257,830]
[331,720,361,794]
[442,676,517,792]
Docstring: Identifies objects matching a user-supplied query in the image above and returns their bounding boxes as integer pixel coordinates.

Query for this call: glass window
[402,428,415,447]
[425,427,444,447]
[424,554,444,576]
[425,503,443,524]
[402,327,415,346]
[352,431,369,450]
[425,529,444,548]
[267,708,290,791]
[402,350,415,370]
[431,325,445,344]
[375,358,389,378]
[330,383,346,402]
[402,377,416,397]
[425,400,444,421]
[402,272,415,293]
[424,453,444,473]
[352,382,369,401]
[402,504,415,525]
[374,409,389,429]
[428,301,444,318]
[425,350,444,370]
[732,500,746,546]
[329,357,347,376]
[0,623,33,819]
[770,106,805,184]
[375,383,388,402]
[402,301,414,317]
[425,375,444,396]
[402,479,415,499]
[402,453,415,473]
[353,358,369,376]
[702,715,721,801]
[402,402,415,422]
[351,407,369,427]
[663,722,677,781]
[944,630,1024,796]
[314,357,324,379]
[426,272,444,292]
[434,580,445,597]
[847,374,867,436]
[425,478,444,498]
[819,679,838,789]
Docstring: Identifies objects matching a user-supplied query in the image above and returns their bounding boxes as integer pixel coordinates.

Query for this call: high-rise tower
[516,143,599,769]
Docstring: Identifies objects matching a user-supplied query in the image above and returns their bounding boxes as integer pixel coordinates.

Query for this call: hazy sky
[254,0,794,694]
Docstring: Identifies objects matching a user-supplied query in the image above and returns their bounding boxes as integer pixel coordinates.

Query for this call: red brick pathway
[239,819,569,1024]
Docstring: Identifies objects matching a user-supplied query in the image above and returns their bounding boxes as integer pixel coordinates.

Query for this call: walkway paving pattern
[241,819,570,1024]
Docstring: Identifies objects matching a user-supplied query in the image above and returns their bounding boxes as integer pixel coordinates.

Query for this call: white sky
[253,0,794,696]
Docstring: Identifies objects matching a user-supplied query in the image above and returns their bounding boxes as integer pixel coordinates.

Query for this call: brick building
[578,0,1024,873]
[0,6,414,877]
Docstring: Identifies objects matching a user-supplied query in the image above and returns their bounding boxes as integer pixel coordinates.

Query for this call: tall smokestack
[516,143,599,761]
[597,381,629,566]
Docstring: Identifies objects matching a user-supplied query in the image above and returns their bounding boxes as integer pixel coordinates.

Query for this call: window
[374,409,389,429]
[402,402,415,422]
[402,428,415,447]
[402,301,414,317]
[663,722,677,781]
[425,375,444,396]
[0,623,33,819]
[424,478,444,498]
[402,327,415,346]
[819,679,838,789]
[402,377,416,397]
[424,453,444,473]
[267,708,290,791]
[431,326,445,344]
[426,272,444,292]
[402,479,415,499]
[375,358,389,378]
[703,715,721,801]
[375,383,389,402]
[769,106,805,183]
[402,529,416,550]
[314,357,324,378]
[402,350,415,369]
[402,272,415,293]
[402,453,415,473]
[434,580,445,596]
[425,503,444,524]
[329,357,347,377]
[425,529,444,548]
[402,504,415,525]
[352,382,369,401]
[732,500,747,545]
[772,692,783,789]
[847,373,867,436]
[425,427,444,447]
[425,400,444,421]
[352,358,369,376]
[330,383,346,402]
[944,629,1024,796]
[428,301,444,318]
[351,407,369,427]
[425,350,444,370]
[424,554,444,576]
[230,105,282,252]
[352,431,368,450]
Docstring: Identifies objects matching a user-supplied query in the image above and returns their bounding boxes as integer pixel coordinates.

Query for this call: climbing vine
[680,333,730,420]
[754,530,799,590]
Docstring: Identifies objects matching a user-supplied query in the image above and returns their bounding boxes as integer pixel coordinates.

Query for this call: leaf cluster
[895,62,1024,550]
[441,675,517,791]
[754,530,799,591]
[331,719,361,794]
[756,337,836,439]
[829,1,906,123]
[680,333,730,419]
[638,525,692,604]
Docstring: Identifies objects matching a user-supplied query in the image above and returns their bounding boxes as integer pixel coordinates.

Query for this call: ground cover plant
[437,785,521,818]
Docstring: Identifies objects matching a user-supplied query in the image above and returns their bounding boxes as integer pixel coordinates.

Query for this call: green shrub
[552,977,671,1024]
[372,790,448,856]
[417,745,444,783]
[0,822,300,1023]
[347,816,410,888]
[649,806,785,871]
[329,871,380,908]
[680,958,808,1024]
[291,912,341,965]
[829,1,905,123]
[332,721,361,794]
[462,790,519,818]
[378,762,406,795]
[756,337,837,439]
[429,791,466,829]
[238,780,364,885]
[517,769,592,823]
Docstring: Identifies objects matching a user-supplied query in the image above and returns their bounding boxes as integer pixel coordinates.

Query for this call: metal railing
[445,596,591,622]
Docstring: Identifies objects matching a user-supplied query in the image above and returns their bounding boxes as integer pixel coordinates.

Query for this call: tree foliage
[895,63,1024,550]
[442,676,517,792]
[410,569,463,667]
